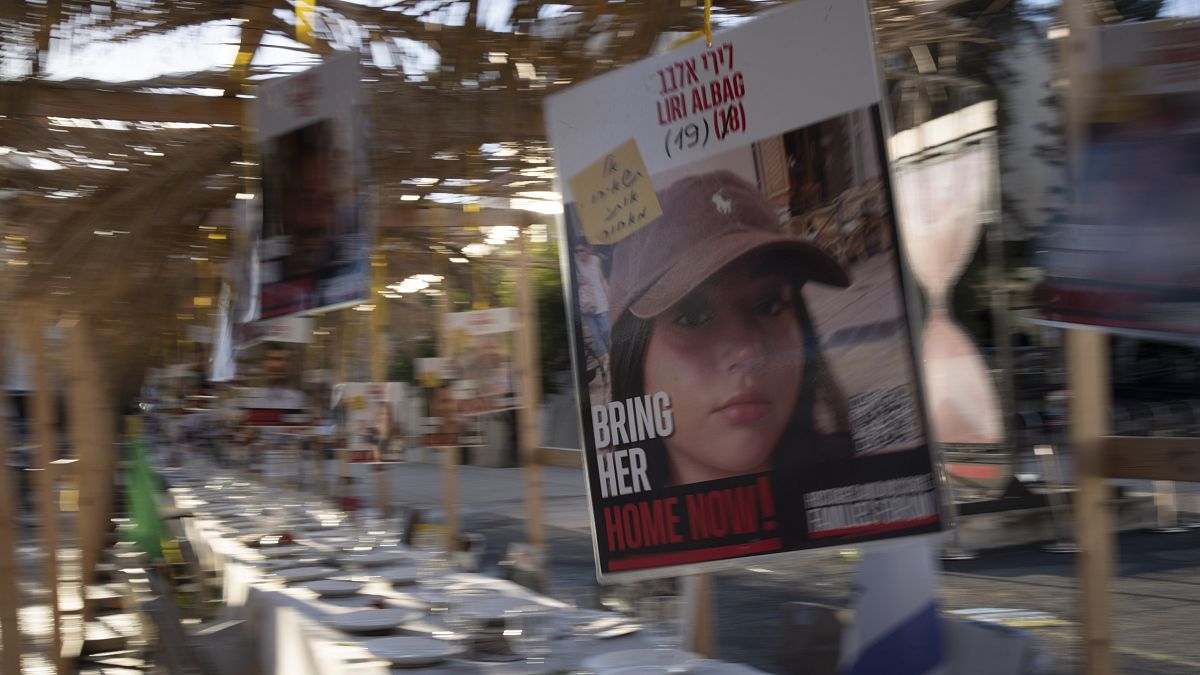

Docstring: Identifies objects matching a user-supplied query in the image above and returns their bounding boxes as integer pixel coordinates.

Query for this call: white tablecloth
[168,466,766,675]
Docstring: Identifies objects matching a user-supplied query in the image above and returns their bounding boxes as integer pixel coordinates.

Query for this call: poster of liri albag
[546,0,946,580]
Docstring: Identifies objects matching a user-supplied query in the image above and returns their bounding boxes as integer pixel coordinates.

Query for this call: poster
[889,105,1006,469]
[336,382,409,462]
[255,53,372,319]
[235,341,310,428]
[414,358,486,449]
[443,308,520,415]
[546,0,945,579]
[1037,19,1200,339]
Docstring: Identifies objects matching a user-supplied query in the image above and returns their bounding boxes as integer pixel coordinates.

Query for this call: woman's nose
[722,319,766,373]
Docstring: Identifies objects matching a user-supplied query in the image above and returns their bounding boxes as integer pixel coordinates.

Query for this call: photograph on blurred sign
[233,314,314,421]
[255,53,373,319]
[334,382,410,462]
[443,307,520,416]
[890,103,1005,454]
[414,357,485,449]
[547,0,944,580]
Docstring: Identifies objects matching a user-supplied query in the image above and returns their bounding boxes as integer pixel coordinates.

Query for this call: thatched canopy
[0,0,982,399]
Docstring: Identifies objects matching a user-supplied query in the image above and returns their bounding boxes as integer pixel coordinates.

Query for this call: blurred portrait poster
[336,382,408,462]
[255,53,372,319]
[1038,19,1200,339]
[236,341,310,428]
[443,308,520,415]
[414,358,485,449]
[546,0,944,579]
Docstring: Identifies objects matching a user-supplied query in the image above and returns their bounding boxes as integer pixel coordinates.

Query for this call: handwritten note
[568,139,663,245]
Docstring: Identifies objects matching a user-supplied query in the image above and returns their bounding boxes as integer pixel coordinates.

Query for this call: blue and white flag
[840,536,947,675]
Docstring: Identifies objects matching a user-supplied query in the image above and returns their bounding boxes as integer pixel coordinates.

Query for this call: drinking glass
[506,606,555,667]
[636,596,683,669]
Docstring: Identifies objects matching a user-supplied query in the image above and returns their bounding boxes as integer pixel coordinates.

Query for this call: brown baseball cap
[608,170,850,320]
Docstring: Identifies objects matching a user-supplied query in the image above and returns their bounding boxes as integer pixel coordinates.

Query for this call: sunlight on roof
[44,21,241,82]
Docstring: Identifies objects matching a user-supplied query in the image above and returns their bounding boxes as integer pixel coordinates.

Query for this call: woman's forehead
[702,256,792,289]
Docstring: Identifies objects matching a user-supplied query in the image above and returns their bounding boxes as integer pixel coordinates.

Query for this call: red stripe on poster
[810,514,940,539]
[607,538,783,572]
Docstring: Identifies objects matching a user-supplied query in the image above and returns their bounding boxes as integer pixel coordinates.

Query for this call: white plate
[302,580,364,597]
[364,636,464,666]
[326,608,424,634]
[604,667,691,675]
[455,596,540,622]
[320,594,385,609]
[274,566,338,583]
[583,649,698,673]
[406,586,500,608]
[259,545,307,559]
[340,550,408,567]
[375,565,418,585]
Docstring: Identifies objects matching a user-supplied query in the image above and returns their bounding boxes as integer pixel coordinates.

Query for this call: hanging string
[669,0,714,50]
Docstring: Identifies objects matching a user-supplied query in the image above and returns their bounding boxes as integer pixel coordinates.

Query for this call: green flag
[126,438,166,560]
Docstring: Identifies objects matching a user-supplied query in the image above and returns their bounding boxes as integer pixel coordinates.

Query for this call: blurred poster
[255,53,372,319]
[546,0,944,580]
[236,316,314,349]
[336,382,408,462]
[236,341,310,428]
[414,358,485,449]
[1037,19,1200,338]
[889,104,1004,450]
[443,308,520,415]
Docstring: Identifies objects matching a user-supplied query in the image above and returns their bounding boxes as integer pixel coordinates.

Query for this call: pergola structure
[0,1,985,388]
[0,1,993,671]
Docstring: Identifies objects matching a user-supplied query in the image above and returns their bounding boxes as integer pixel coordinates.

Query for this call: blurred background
[3,0,1200,674]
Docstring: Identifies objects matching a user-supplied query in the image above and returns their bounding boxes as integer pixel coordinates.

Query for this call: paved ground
[332,460,1200,675]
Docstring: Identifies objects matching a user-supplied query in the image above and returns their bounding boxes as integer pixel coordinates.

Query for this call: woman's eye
[673,307,711,328]
[755,286,792,317]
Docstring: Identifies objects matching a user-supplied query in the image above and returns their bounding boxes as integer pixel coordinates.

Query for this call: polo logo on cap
[712,191,733,215]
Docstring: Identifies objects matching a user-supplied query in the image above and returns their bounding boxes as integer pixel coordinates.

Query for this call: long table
[164,462,766,675]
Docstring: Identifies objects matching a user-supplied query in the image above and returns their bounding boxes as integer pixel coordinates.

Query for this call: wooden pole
[67,318,115,600]
[371,256,391,517]
[0,325,23,675]
[516,221,545,549]
[30,315,64,674]
[1059,2,1113,670]
[1068,329,1113,675]
[435,275,460,550]
[684,573,719,658]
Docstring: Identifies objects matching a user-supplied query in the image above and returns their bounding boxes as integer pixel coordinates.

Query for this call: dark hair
[607,253,853,487]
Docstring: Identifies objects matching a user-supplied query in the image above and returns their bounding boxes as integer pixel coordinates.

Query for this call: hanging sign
[546,0,945,580]
[254,53,373,319]
[443,308,520,416]
[1037,19,1200,340]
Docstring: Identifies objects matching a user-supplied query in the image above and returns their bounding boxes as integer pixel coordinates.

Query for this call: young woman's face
[642,258,804,484]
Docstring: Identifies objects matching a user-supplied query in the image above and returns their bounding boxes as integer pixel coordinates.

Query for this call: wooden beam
[32,0,64,77]
[225,3,275,98]
[0,81,244,125]
[1068,329,1114,675]
[1099,436,1200,482]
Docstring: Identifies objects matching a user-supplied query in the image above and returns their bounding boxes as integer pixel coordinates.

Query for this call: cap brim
[628,231,850,320]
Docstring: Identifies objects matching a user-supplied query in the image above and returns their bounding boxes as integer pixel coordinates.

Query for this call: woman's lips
[714,392,769,424]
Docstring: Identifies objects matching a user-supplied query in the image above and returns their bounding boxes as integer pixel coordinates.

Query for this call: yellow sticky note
[568,139,663,245]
